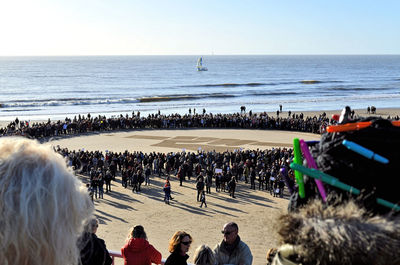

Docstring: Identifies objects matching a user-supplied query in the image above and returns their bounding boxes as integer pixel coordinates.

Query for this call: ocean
[0,55,399,121]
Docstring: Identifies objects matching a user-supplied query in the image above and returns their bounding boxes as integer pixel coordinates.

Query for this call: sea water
[0,55,399,121]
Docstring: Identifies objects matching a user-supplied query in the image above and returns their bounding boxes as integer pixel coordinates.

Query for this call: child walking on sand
[200,190,207,208]
[163,179,171,204]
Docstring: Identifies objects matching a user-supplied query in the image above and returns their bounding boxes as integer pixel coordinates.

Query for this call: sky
[0,0,399,56]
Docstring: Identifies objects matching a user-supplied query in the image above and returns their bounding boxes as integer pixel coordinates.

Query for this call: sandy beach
[1,108,399,265]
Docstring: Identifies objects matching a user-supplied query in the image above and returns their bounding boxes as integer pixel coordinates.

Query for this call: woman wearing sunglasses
[165,231,193,265]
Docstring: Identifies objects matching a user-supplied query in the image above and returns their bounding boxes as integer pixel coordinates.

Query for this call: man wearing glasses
[213,222,253,265]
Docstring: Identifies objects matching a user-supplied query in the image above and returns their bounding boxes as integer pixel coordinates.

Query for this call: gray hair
[84,218,99,234]
[0,138,93,265]
[193,245,215,265]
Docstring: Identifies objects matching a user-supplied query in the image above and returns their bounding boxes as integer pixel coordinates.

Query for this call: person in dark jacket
[196,176,205,202]
[165,231,193,265]
[228,176,237,198]
[121,225,162,265]
[78,218,112,265]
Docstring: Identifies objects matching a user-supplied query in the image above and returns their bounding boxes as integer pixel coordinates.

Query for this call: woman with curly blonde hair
[164,231,193,265]
[0,138,93,265]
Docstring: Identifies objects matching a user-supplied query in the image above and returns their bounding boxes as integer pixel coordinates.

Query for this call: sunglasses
[181,241,192,246]
[221,230,235,235]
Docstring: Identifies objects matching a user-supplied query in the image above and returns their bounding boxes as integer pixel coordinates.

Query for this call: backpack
[289,117,400,215]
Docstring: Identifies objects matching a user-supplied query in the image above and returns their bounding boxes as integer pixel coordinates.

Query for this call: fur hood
[273,200,400,265]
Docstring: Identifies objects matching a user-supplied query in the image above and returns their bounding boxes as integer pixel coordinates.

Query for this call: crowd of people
[0,137,254,265]
[2,123,399,265]
[0,110,333,139]
[56,144,294,205]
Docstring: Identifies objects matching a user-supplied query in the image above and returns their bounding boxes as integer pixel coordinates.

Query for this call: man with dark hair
[213,222,253,265]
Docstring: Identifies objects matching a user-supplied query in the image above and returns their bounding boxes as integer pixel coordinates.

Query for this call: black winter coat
[79,232,112,265]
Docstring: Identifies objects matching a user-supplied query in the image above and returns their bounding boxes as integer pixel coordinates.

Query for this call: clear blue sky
[1,0,399,55]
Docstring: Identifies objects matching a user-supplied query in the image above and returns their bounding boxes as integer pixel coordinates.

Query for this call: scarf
[221,235,241,255]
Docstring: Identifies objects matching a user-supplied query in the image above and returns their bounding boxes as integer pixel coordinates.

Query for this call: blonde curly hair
[0,137,93,265]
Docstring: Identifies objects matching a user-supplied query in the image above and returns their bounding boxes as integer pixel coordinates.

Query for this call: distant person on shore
[0,137,93,265]
[214,222,253,265]
[165,231,193,265]
[78,218,113,265]
[193,245,215,265]
[121,225,163,265]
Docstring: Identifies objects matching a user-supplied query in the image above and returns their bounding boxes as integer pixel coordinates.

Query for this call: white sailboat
[196,57,208,71]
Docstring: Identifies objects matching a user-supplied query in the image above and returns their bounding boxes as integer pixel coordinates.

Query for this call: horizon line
[1,53,400,57]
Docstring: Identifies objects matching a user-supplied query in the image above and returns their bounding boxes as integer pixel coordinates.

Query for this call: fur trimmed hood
[273,200,400,265]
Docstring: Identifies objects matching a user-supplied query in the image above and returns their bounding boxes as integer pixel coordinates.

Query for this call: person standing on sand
[228,176,236,198]
[105,169,112,192]
[205,172,212,194]
[213,222,253,265]
[145,165,151,185]
[177,166,184,186]
[199,190,207,208]
[196,175,205,202]
[163,179,172,204]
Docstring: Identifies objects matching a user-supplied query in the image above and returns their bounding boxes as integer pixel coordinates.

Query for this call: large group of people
[0,137,254,265]
[0,110,333,139]
[55,144,294,204]
[2,122,399,265]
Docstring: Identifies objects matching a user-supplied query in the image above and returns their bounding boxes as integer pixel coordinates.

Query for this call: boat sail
[196,57,208,71]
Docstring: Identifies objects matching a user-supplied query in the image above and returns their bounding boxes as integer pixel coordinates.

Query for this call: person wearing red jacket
[121,225,163,265]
